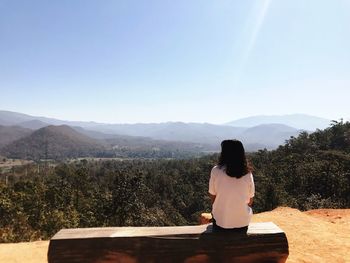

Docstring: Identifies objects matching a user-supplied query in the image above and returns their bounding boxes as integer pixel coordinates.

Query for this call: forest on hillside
[0,121,349,242]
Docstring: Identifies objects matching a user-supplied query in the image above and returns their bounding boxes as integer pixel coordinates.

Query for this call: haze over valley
[0,110,333,160]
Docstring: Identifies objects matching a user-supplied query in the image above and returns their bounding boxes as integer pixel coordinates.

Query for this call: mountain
[73,126,210,150]
[0,111,35,125]
[89,122,302,150]
[0,125,32,148]
[17,120,49,130]
[239,124,300,149]
[0,110,102,128]
[89,122,247,145]
[71,126,117,140]
[226,114,331,130]
[73,126,214,156]
[89,122,301,151]
[1,125,105,160]
[0,124,215,159]
[0,110,309,151]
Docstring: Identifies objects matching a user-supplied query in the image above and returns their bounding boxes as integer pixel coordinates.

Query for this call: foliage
[0,125,211,160]
[250,120,350,211]
[0,121,349,242]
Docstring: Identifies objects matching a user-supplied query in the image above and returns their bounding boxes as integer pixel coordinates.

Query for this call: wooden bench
[48,222,289,263]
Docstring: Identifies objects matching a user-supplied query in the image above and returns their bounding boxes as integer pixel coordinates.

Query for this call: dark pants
[212,218,248,233]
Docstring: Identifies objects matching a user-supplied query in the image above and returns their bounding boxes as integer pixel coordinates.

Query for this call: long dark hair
[218,139,251,178]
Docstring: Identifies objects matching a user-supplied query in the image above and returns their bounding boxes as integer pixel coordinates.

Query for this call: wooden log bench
[48,222,289,263]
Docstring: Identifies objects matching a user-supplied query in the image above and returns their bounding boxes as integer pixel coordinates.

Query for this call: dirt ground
[0,240,48,263]
[0,207,349,263]
[252,207,350,263]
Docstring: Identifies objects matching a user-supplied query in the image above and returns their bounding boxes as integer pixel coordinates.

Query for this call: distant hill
[0,111,35,125]
[74,125,210,151]
[239,124,300,149]
[0,110,101,128]
[0,124,215,160]
[18,120,49,130]
[89,122,246,145]
[1,125,105,160]
[0,125,32,148]
[226,114,331,130]
[0,119,12,126]
[0,110,310,150]
[71,126,118,140]
[74,125,214,157]
[88,122,300,151]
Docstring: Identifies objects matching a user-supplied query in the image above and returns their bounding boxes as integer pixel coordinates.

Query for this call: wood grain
[48,222,289,263]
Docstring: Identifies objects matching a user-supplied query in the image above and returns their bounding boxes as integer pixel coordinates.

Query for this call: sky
[1,0,350,124]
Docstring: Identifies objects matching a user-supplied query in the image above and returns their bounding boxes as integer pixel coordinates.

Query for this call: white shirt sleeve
[249,173,255,198]
[208,167,216,195]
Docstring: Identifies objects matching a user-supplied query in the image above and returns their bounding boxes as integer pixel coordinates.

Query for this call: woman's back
[209,165,255,228]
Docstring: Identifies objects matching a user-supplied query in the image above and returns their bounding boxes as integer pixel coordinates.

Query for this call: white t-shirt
[208,165,255,228]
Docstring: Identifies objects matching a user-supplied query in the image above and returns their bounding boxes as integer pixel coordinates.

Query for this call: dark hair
[218,139,251,178]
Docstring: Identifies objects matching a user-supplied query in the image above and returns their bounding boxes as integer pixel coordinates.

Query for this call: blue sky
[1,0,349,123]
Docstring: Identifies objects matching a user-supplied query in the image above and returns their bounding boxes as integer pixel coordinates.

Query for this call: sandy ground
[0,240,49,263]
[252,207,350,263]
[0,207,349,263]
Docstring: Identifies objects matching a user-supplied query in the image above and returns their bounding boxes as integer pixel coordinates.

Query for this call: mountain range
[0,110,333,159]
[226,114,331,130]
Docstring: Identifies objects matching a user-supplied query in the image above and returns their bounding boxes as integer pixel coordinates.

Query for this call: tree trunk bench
[48,222,289,263]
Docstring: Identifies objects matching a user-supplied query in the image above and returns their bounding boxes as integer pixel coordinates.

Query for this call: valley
[0,110,332,161]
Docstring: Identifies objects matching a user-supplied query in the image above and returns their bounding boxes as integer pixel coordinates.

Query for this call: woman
[209,139,255,232]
